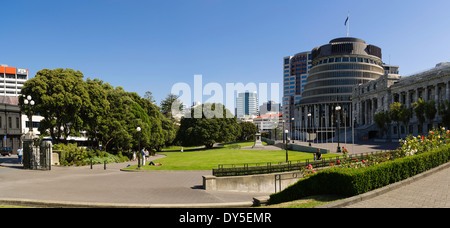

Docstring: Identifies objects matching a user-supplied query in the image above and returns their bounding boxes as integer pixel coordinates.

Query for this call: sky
[2,0,450,111]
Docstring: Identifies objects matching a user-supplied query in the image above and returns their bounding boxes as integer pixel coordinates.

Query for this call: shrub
[53,143,129,166]
[269,144,450,205]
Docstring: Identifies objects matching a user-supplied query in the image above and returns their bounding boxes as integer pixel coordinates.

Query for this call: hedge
[269,144,450,205]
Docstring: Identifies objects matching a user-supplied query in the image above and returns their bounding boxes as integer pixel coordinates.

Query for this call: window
[8,117,12,128]
[343,57,349,62]
[335,57,342,62]
[16,117,19,129]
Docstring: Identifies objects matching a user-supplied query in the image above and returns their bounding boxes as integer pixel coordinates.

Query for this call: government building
[294,37,385,141]
[291,37,450,142]
[353,62,450,140]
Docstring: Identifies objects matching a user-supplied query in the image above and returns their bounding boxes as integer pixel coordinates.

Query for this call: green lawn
[123,142,338,171]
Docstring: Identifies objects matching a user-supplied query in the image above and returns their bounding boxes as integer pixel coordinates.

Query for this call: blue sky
[2,0,450,109]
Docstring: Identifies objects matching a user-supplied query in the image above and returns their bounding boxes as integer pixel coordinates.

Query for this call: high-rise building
[236,91,258,118]
[0,64,29,97]
[283,51,312,136]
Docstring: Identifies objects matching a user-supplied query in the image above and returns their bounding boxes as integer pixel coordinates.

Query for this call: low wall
[203,171,303,194]
[289,144,329,154]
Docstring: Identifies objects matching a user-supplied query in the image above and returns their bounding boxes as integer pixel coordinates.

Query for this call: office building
[283,51,312,136]
[259,100,281,116]
[0,64,29,97]
[0,96,22,152]
[236,91,258,119]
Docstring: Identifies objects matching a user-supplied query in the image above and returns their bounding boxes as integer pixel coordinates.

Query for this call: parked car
[0,147,13,156]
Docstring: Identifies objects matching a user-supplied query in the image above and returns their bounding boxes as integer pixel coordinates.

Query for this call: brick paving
[345,165,450,208]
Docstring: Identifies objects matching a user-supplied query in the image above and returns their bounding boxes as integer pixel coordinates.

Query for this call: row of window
[312,56,383,67]
[307,71,382,83]
[305,79,372,90]
[310,62,384,75]
[1,74,27,80]
[0,116,20,129]
[302,87,354,98]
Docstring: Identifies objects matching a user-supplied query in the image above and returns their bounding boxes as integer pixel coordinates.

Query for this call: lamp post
[307,113,312,147]
[23,95,35,134]
[284,129,289,163]
[335,105,342,153]
[291,117,295,143]
[137,127,141,168]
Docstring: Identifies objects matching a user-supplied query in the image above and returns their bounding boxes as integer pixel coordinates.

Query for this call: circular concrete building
[301,37,384,105]
[296,37,385,141]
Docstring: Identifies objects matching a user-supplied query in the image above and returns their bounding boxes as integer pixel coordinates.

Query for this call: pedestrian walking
[17,147,23,164]
[133,151,136,161]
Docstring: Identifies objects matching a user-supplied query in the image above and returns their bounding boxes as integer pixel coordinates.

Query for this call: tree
[413,98,426,126]
[400,107,412,135]
[238,122,257,141]
[389,102,403,139]
[424,100,437,123]
[177,103,239,149]
[20,68,89,143]
[374,111,391,137]
[160,93,183,120]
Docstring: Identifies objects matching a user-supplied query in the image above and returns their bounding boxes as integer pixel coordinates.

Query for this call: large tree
[177,103,239,149]
[20,68,89,143]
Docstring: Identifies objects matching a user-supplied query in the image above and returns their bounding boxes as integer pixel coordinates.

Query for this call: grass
[123,141,339,171]
[262,195,344,208]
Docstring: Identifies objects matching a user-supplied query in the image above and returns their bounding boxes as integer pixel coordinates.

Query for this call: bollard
[104,160,106,170]
[91,158,93,169]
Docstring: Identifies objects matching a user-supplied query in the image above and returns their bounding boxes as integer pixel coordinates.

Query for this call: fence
[212,151,390,177]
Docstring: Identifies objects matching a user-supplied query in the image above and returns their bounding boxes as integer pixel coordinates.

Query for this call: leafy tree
[389,102,404,139]
[238,122,257,141]
[160,93,183,120]
[424,100,437,123]
[400,106,412,135]
[374,111,391,137]
[177,103,239,149]
[413,98,426,125]
[20,68,89,143]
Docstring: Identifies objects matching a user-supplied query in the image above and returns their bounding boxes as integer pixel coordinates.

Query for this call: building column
[435,84,440,104]
[446,81,450,101]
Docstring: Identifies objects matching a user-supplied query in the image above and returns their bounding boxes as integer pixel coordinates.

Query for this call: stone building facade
[0,96,22,152]
[352,62,450,140]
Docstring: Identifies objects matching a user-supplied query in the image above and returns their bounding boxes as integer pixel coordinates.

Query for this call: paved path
[0,155,267,207]
[345,164,450,208]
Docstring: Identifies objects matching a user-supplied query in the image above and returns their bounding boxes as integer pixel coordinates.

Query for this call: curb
[316,162,450,208]
[0,198,255,208]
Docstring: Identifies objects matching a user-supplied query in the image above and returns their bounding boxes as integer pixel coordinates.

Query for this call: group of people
[132,147,160,166]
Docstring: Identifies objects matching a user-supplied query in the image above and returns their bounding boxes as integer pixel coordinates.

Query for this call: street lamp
[137,127,142,168]
[23,95,35,134]
[307,113,312,147]
[291,117,295,143]
[284,129,289,163]
[335,105,342,153]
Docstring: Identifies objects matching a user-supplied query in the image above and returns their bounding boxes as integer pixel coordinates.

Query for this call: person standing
[17,147,23,164]
[140,147,146,166]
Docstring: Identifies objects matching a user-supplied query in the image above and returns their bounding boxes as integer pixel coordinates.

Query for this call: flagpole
[346,12,350,37]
